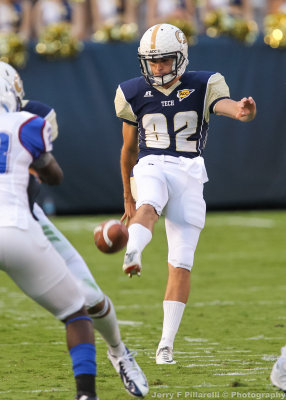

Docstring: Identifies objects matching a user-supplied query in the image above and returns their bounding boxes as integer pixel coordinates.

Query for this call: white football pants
[0,214,85,320]
[33,203,105,308]
[133,155,208,271]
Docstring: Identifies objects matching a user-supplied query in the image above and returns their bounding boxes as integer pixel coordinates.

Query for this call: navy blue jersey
[22,100,53,119]
[115,71,230,160]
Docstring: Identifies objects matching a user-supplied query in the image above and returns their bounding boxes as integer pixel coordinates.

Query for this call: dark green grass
[1,211,286,399]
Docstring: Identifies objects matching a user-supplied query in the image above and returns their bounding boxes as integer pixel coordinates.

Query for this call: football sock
[75,374,96,398]
[158,300,186,350]
[126,223,152,253]
[91,297,125,357]
[70,343,96,376]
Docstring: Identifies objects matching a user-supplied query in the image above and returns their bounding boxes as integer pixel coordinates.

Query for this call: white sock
[91,297,125,357]
[158,300,186,350]
[126,223,152,253]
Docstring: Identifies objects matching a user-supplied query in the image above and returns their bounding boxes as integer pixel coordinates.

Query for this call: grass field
[1,210,286,400]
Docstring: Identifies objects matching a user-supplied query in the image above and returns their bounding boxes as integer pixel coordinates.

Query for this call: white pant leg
[33,203,104,308]
[0,216,84,320]
[164,163,206,271]
[133,156,169,215]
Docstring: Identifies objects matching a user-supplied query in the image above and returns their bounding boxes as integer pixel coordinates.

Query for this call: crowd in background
[1,0,286,41]
[0,0,286,66]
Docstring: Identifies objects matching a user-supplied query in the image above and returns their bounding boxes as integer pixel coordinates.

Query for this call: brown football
[94,219,129,254]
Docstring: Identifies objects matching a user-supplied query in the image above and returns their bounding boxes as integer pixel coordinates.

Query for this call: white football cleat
[108,347,149,397]
[271,357,286,392]
[156,346,176,365]
[122,250,141,278]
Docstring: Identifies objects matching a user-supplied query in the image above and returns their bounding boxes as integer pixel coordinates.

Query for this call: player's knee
[88,295,110,318]
[137,203,159,221]
[62,305,89,323]
[168,245,195,271]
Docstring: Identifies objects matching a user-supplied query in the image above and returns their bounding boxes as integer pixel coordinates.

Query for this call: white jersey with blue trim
[115,71,230,160]
[0,111,52,229]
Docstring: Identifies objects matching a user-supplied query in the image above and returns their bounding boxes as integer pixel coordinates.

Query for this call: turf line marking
[247,335,284,340]
[0,389,69,394]
[214,371,265,376]
[187,363,221,367]
[118,320,143,326]
[184,337,208,342]
[207,216,275,228]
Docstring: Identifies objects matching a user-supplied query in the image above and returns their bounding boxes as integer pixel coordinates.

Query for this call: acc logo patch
[177,89,195,102]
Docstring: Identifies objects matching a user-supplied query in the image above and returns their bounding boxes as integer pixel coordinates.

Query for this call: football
[94,219,129,254]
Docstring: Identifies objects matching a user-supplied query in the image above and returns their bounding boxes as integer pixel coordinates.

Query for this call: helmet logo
[14,77,21,94]
[151,24,162,49]
[175,30,187,44]
[177,89,195,102]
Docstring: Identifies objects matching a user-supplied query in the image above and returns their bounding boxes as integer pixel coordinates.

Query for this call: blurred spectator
[0,0,32,40]
[202,0,253,20]
[145,0,196,29]
[89,0,137,32]
[32,0,84,38]
[267,0,286,13]
[89,0,139,42]
[71,1,88,40]
[250,0,267,31]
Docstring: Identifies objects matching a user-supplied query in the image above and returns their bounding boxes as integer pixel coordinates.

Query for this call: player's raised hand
[236,96,256,121]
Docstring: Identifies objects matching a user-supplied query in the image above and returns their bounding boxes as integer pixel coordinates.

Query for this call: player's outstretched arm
[215,97,256,122]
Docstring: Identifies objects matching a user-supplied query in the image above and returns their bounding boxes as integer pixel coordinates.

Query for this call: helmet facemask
[139,52,186,86]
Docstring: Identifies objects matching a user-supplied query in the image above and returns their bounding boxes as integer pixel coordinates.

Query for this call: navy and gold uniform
[115,71,230,160]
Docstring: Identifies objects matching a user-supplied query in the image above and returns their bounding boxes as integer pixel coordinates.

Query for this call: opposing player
[0,61,148,398]
[271,346,286,392]
[115,23,256,364]
[0,77,98,400]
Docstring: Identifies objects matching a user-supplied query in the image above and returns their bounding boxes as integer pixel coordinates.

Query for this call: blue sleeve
[120,118,138,126]
[19,116,48,159]
[22,100,53,119]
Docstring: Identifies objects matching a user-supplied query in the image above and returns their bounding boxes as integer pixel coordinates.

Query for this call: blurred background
[1,0,286,215]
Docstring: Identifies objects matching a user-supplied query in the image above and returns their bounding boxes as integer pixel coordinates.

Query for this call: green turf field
[1,211,286,400]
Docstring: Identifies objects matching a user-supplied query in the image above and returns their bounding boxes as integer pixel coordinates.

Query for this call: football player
[0,77,97,400]
[0,61,148,398]
[115,23,256,364]
[271,346,286,392]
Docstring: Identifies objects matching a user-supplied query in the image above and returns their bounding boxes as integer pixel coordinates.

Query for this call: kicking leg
[123,204,157,277]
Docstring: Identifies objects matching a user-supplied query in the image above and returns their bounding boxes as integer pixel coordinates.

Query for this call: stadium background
[2,35,286,400]
[20,35,286,215]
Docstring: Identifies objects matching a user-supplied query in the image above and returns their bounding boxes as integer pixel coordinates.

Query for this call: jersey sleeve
[19,116,53,160]
[45,108,58,141]
[22,99,58,141]
[204,73,230,122]
[114,85,138,126]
